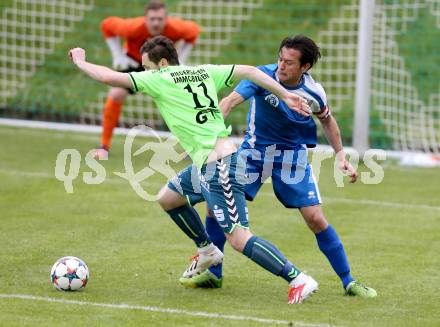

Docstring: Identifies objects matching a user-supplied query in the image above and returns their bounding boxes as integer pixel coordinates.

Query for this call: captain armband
[314,106,331,120]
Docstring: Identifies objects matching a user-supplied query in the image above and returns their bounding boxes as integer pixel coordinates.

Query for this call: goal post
[0,0,439,161]
[353,0,375,156]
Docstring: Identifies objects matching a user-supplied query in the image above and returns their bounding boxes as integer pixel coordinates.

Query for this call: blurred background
[1,0,439,155]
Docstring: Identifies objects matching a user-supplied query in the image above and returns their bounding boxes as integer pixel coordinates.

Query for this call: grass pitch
[0,125,439,327]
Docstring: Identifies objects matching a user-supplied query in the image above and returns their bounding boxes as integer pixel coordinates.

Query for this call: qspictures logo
[54,125,185,201]
[54,125,386,200]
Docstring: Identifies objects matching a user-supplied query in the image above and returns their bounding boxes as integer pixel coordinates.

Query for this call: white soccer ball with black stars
[50,256,89,291]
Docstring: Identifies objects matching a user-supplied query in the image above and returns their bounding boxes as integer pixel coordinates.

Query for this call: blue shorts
[239,145,322,208]
[168,153,249,234]
[168,145,321,217]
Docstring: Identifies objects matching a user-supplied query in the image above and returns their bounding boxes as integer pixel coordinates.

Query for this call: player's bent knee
[313,216,328,233]
[226,227,253,253]
[304,209,328,233]
[157,186,187,211]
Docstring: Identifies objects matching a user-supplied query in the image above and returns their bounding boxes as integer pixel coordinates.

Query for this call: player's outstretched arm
[320,115,358,183]
[233,65,311,117]
[69,47,132,89]
[219,91,245,119]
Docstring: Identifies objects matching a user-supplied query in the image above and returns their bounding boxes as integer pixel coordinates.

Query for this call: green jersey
[129,64,235,167]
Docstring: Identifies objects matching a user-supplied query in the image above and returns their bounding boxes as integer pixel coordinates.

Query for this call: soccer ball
[50,256,89,291]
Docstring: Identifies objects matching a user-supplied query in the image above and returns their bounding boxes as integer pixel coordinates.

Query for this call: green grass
[0,1,14,11]
[395,6,440,104]
[1,0,363,137]
[212,0,353,136]
[5,1,179,122]
[0,125,440,326]
[3,1,439,151]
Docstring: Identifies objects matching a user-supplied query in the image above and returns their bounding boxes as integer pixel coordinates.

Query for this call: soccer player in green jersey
[69,36,318,303]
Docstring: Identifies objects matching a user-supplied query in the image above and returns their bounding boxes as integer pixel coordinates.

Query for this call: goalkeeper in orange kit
[95,0,200,158]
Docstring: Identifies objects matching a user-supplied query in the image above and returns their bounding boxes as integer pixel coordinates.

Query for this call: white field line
[0,293,333,327]
[1,168,439,211]
[0,118,411,158]
[0,119,180,141]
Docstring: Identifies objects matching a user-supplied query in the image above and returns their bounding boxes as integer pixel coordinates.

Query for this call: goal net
[0,0,94,107]
[0,0,438,156]
[313,0,440,154]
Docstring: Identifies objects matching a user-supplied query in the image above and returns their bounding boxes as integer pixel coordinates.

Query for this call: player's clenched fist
[69,48,86,64]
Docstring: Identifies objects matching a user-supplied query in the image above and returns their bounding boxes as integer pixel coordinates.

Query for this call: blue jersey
[236,64,329,150]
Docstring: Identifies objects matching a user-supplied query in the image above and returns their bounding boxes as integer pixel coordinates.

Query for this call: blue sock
[166,205,211,248]
[243,236,300,283]
[205,216,226,278]
[315,225,354,288]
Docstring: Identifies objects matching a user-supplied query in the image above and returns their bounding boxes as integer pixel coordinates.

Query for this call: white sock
[198,243,216,254]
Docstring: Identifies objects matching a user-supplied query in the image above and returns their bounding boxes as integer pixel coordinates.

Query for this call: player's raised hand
[69,48,86,64]
[284,93,311,117]
[337,154,358,183]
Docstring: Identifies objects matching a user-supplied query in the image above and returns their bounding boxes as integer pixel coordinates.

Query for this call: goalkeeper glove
[175,40,194,65]
[106,37,140,71]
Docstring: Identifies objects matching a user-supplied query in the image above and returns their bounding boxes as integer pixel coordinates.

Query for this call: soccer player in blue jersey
[178,35,377,298]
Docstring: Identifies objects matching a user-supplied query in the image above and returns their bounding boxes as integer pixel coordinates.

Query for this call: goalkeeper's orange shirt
[101,16,201,62]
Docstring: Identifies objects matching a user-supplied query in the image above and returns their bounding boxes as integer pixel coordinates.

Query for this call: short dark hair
[279,35,321,69]
[145,0,166,13]
[140,36,180,65]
